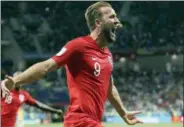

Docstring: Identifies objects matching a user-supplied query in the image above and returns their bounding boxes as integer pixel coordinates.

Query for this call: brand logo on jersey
[92,57,97,61]
[108,56,113,67]
[19,94,25,102]
[56,47,67,56]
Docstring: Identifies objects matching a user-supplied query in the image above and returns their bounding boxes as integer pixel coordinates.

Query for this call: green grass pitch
[25,123,183,127]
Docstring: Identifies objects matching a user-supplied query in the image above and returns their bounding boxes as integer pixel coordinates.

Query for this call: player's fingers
[2,91,5,98]
[133,118,143,124]
[124,116,136,125]
[124,117,140,125]
[125,114,135,120]
[2,91,10,98]
[137,119,143,124]
[129,110,142,115]
[1,81,10,91]
[1,82,10,98]
[123,118,131,125]
[130,116,136,120]
[5,75,14,82]
[2,90,8,98]
[131,118,143,125]
[2,89,10,98]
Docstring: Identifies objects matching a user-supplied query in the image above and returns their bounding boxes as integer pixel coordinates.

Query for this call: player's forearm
[13,62,48,86]
[108,84,127,118]
[35,101,61,114]
[13,59,57,86]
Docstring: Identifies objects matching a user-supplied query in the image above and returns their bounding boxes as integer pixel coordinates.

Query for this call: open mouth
[112,28,116,34]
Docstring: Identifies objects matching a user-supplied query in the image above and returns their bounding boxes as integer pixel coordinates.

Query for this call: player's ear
[95,19,101,27]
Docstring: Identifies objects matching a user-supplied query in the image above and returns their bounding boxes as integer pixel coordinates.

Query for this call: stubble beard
[103,25,116,43]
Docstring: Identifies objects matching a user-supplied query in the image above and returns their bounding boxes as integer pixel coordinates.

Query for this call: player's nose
[114,18,122,28]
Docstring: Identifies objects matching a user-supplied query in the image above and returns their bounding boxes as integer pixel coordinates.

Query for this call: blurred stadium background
[1,1,183,127]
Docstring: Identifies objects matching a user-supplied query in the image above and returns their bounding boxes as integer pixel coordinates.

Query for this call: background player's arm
[25,92,63,115]
[33,101,63,115]
[107,76,127,117]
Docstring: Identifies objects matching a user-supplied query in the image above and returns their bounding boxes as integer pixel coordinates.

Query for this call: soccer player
[1,2,143,127]
[1,72,63,127]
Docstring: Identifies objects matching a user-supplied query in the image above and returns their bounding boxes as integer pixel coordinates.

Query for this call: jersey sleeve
[24,91,37,105]
[52,38,85,68]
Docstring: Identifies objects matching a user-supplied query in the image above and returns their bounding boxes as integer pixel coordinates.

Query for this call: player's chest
[82,50,113,76]
[4,92,26,105]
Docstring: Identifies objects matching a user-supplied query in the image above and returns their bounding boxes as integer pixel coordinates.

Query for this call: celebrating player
[1,2,142,127]
[1,72,63,127]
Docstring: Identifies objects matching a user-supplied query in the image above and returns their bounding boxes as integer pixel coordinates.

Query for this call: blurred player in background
[16,107,24,127]
[1,72,63,127]
[1,2,143,127]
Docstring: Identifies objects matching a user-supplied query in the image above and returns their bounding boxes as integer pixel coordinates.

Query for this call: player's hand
[1,75,15,98]
[122,110,143,125]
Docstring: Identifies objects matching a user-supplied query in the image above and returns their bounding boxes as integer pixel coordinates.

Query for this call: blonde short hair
[85,1,112,31]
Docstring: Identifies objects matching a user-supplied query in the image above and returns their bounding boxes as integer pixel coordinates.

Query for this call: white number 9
[94,62,101,76]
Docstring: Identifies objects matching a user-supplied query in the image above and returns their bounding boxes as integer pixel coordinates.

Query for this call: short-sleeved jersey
[1,89,37,127]
[52,35,113,122]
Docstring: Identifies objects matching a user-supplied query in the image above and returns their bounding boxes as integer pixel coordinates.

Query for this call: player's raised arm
[107,76,143,125]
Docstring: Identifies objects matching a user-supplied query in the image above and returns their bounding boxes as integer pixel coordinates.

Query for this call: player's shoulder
[69,35,89,44]
[65,35,90,51]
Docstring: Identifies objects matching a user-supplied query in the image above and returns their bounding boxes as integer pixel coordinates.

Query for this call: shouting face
[99,7,122,42]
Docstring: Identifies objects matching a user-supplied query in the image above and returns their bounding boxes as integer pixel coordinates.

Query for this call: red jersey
[1,89,37,127]
[52,36,113,124]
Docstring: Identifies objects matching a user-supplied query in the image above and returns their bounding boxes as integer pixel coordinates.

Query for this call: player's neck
[90,30,108,48]
[15,88,20,91]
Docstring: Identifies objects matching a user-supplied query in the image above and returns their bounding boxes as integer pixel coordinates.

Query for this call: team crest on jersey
[108,56,113,67]
[19,94,25,102]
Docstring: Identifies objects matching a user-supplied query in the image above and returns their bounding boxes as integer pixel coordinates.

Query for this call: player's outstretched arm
[14,58,57,85]
[1,59,57,97]
[107,76,143,125]
[33,101,63,115]
[1,38,83,94]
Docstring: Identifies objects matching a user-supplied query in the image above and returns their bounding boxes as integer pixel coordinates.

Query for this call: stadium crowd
[106,69,183,116]
[2,2,184,53]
